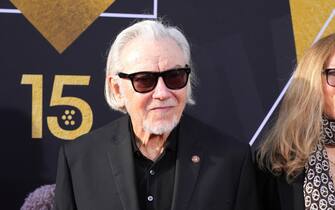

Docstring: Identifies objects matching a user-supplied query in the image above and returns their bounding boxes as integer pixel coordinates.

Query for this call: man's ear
[107,75,122,100]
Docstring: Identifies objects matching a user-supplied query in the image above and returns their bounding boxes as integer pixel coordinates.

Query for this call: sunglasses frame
[323,68,335,87]
[118,66,191,93]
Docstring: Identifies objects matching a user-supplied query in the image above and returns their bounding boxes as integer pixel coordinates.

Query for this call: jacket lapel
[171,116,203,210]
[106,116,140,210]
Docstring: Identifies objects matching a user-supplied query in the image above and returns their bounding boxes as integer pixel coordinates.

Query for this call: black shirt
[130,122,178,210]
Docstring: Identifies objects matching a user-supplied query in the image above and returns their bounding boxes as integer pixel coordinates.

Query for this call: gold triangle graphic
[11,0,116,53]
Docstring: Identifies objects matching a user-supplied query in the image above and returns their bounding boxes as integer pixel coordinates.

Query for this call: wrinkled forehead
[119,37,187,74]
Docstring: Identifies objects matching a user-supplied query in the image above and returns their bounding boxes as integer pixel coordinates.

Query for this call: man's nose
[152,77,171,100]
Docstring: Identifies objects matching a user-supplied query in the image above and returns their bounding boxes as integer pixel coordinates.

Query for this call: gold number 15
[21,74,93,140]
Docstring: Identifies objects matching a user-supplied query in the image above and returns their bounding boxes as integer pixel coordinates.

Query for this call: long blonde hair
[257,33,335,181]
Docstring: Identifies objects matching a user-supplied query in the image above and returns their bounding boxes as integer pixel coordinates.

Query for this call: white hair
[104,20,196,112]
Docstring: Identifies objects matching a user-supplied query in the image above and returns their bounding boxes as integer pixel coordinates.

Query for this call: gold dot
[71,110,75,115]
[70,120,75,125]
[67,115,72,120]
[64,120,69,125]
[61,115,66,120]
[65,110,70,115]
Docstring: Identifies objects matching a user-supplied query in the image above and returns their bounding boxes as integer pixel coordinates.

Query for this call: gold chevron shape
[289,0,335,60]
[10,0,116,53]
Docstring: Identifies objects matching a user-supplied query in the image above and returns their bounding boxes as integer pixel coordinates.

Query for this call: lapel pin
[192,155,200,163]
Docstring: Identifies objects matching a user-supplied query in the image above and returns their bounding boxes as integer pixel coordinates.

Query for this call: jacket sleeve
[53,145,77,210]
[233,147,260,210]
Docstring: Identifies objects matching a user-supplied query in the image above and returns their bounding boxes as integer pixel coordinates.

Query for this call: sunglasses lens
[122,67,190,93]
[132,73,157,93]
[163,69,189,89]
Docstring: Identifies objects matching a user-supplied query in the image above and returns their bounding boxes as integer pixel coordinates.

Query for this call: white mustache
[147,99,177,110]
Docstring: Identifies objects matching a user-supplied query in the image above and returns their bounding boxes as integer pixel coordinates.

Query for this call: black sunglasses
[118,66,191,93]
[323,68,335,87]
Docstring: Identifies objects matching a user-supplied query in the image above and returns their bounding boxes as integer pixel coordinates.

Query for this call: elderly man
[54,20,259,210]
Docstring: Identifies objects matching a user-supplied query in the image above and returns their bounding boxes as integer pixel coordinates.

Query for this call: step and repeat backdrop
[0,0,334,208]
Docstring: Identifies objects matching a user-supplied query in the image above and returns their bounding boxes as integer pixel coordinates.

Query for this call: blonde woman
[257,33,335,210]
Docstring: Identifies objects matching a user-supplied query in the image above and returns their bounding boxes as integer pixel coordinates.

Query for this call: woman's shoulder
[256,167,283,210]
[256,165,305,210]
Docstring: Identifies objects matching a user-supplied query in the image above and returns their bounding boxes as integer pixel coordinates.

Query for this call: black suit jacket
[257,169,304,210]
[54,114,259,210]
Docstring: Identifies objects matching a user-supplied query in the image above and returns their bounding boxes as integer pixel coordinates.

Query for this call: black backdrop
[0,0,297,208]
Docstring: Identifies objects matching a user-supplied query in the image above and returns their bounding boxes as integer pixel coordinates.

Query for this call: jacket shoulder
[60,115,128,155]
[181,114,249,154]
